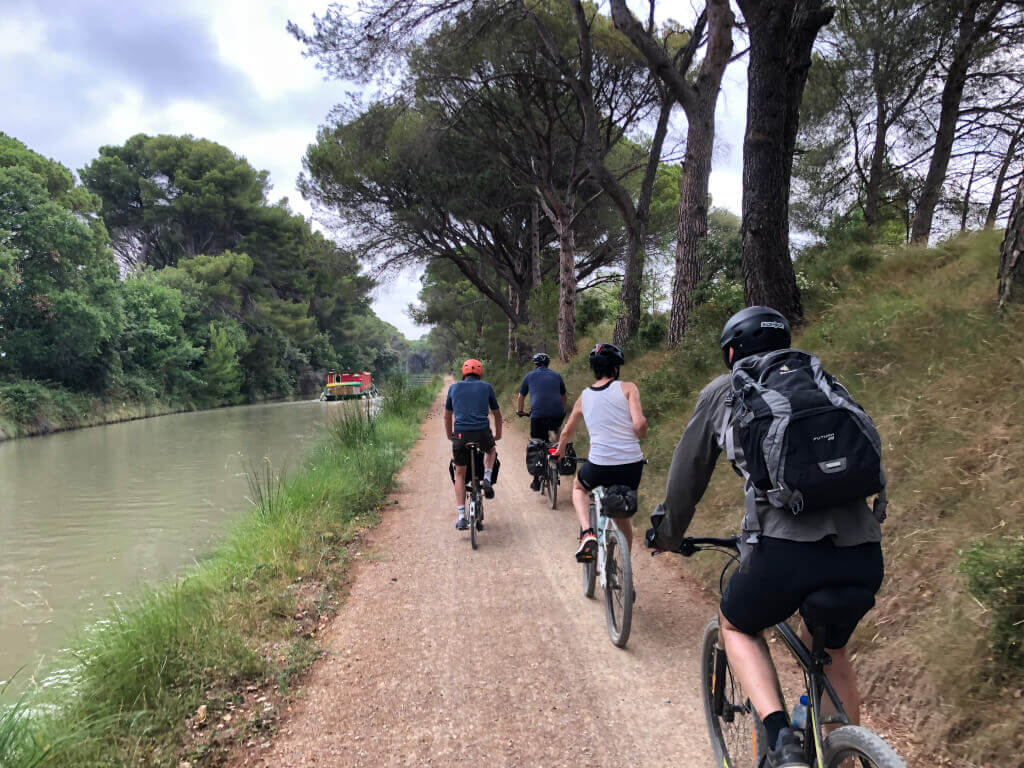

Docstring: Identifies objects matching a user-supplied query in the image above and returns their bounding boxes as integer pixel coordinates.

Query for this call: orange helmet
[461,359,483,377]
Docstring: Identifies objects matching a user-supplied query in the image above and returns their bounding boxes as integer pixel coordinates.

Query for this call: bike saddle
[800,586,875,628]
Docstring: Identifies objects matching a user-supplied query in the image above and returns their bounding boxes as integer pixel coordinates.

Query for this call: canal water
[0,399,343,689]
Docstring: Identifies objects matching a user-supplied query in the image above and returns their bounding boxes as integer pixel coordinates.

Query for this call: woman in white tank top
[555,343,648,562]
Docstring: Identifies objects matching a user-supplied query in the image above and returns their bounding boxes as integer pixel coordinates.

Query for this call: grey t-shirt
[652,373,883,552]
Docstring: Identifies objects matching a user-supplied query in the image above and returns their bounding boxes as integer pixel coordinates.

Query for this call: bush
[638,314,667,348]
[960,536,1024,672]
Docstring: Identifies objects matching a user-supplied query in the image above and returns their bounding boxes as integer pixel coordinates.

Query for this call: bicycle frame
[590,487,619,587]
[683,537,852,768]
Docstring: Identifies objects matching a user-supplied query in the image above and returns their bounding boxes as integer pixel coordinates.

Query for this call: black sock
[763,711,789,750]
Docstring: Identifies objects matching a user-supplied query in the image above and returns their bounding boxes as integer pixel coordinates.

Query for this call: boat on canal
[322,371,376,401]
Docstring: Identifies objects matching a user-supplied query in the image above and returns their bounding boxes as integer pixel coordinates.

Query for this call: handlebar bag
[602,484,638,519]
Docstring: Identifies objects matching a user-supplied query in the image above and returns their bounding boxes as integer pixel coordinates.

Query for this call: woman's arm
[555,397,584,457]
[623,382,648,439]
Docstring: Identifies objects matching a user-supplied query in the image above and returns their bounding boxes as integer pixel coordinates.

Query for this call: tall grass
[0,378,439,767]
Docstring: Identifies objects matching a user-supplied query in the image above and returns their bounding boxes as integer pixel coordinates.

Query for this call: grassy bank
[0,378,439,767]
[496,231,1023,765]
[0,379,197,441]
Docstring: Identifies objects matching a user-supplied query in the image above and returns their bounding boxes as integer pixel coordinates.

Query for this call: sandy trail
[243,386,720,767]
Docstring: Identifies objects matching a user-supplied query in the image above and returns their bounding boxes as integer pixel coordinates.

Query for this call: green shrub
[960,536,1024,672]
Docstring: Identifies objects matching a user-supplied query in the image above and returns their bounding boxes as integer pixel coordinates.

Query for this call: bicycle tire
[603,524,633,648]
[469,493,478,550]
[823,726,906,768]
[547,465,558,509]
[581,501,597,598]
[700,618,767,768]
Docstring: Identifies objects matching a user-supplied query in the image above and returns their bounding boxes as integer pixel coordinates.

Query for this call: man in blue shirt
[516,352,567,491]
[445,358,502,531]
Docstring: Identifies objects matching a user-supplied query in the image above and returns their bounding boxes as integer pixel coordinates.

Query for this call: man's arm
[489,385,502,440]
[516,393,526,414]
[649,381,728,551]
[444,408,454,441]
[555,397,584,457]
[492,408,503,440]
[559,377,568,410]
[622,381,648,439]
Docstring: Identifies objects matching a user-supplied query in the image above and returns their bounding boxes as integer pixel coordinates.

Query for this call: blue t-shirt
[519,367,567,419]
[446,378,499,431]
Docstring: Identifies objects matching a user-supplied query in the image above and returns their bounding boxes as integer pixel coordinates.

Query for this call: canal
[0,399,344,689]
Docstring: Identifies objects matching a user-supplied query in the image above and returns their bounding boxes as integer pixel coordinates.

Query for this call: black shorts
[720,536,884,649]
[577,460,644,491]
[530,415,564,440]
[451,429,495,466]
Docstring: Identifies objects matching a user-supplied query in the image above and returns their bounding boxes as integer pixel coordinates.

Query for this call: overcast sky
[1,0,748,341]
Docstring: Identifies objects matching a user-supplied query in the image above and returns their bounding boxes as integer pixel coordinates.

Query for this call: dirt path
[238,386,722,767]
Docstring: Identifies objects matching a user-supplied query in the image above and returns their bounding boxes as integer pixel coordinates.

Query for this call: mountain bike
[671,536,905,768]
[463,442,486,550]
[580,479,634,648]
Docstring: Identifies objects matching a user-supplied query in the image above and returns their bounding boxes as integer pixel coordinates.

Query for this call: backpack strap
[873,467,888,522]
[810,356,882,456]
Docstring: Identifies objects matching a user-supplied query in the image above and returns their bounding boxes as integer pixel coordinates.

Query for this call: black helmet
[719,306,791,368]
[589,342,625,367]
[532,352,550,367]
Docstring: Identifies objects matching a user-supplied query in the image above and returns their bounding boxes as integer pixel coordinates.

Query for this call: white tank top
[580,381,644,465]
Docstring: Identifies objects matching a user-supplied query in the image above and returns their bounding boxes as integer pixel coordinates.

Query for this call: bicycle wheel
[823,726,905,768]
[603,524,633,648]
[581,502,597,598]
[700,618,767,768]
[469,493,478,550]
[547,464,558,509]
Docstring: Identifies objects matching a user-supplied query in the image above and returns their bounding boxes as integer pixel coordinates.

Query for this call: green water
[0,399,345,688]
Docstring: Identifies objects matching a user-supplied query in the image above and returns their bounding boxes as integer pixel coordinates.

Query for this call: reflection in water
[0,399,342,688]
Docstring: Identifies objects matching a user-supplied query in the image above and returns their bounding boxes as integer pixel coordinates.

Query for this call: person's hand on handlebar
[516,410,529,417]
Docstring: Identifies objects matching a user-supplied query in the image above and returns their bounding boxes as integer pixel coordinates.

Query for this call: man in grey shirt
[647,306,885,768]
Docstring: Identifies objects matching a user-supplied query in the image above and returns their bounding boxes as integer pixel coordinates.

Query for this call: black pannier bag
[525,438,549,476]
[601,485,638,518]
[557,442,578,475]
[722,349,884,515]
[449,453,500,485]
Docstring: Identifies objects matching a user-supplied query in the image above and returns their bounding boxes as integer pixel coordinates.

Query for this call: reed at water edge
[0,376,440,768]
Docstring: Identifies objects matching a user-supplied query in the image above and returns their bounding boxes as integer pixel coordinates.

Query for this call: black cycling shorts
[720,536,884,649]
[529,415,564,441]
[577,460,644,491]
[451,429,495,466]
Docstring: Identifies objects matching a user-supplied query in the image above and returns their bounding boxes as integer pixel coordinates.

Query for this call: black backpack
[720,349,886,516]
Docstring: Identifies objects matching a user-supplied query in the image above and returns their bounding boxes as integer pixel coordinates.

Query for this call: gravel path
[236,386,720,767]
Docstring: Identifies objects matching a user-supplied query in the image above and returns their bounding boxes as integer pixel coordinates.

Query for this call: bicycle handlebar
[675,536,740,556]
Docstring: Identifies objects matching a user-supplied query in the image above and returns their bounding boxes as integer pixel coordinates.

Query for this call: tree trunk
[736,0,832,324]
[613,231,644,346]
[555,209,577,361]
[911,0,986,243]
[668,101,716,348]
[986,125,1022,229]
[997,176,1024,306]
[531,200,542,286]
[864,100,889,227]
[961,153,978,232]
[666,0,733,349]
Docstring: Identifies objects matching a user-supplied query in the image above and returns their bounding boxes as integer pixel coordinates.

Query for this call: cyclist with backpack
[646,306,887,768]
[445,359,502,531]
[516,352,568,491]
[555,343,648,562]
